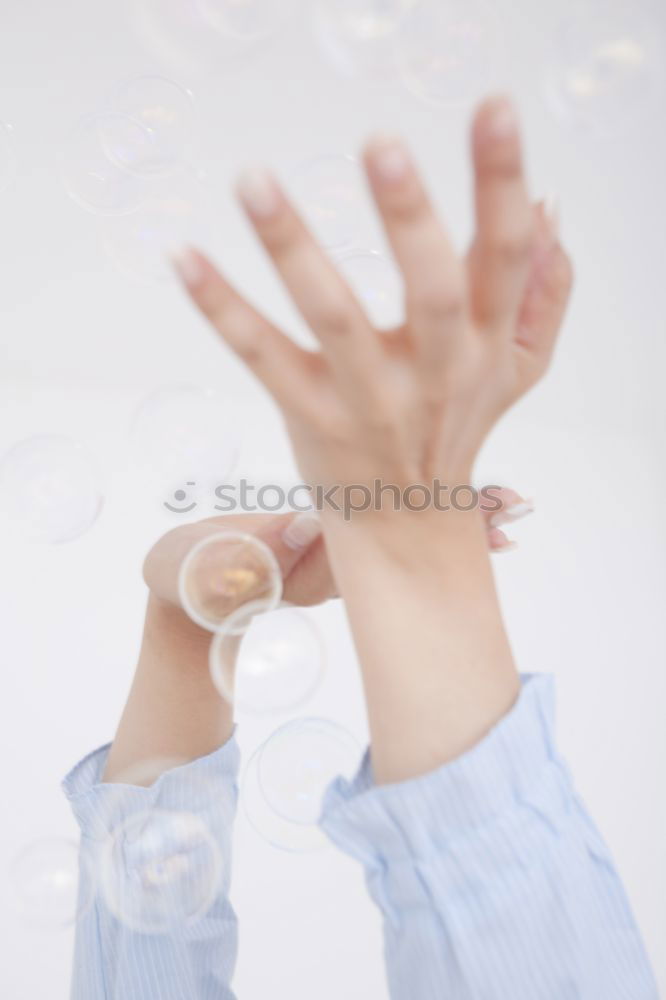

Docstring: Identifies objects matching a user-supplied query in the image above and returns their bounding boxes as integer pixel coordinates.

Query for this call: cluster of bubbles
[8,719,360,931]
[320,0,506,113]
[178,529,326,716]
[311,0,662,131]
[60,75,207,282]
[133,0,302,79]
[176,527,364,852]
[313,0,501,105]
[8,764,226,934]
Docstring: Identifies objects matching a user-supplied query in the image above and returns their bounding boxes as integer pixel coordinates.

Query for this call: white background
[1,0,665,996]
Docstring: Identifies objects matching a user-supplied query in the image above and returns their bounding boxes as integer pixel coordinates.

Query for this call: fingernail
[487,97,519,139]
[368,134,411,183]
[172,246,204,288]
[236,167,281,218]
[490,499,535,528]
[489,525,518,553]
[282,511,323,551]
[495,540,519,554]
[544,193,560,242]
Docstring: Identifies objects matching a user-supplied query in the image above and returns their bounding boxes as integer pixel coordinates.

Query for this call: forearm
[322,506,519,784]
[103,594,235,782]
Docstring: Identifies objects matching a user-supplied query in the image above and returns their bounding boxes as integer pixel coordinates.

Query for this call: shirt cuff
[62,735,241,842]
[320,674,571,865]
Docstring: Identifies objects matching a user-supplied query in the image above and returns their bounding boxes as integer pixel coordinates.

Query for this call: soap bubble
[60,113,151,215]
[313,0,413,81]
[288,154,368,251]
[133,0,259,82]
[9,838,94,929]
[179,530,283,633]
[396,0,501,107]
[242,720,361,851]
[130,385,239,501]
[196,0,299,40]
[258,719,361,825]
[99,809,223,933]
[210,606,326,714]
[103,76,196,177]
[0,121,17,193]
[0,435,104,544]
[102,181,209,283]
[91,757,225,842]
[335,250,404,329]
[542,2,664,133]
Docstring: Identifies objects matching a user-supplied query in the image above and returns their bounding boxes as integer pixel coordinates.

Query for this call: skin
[103,491,526,782]
[106,94,572,787]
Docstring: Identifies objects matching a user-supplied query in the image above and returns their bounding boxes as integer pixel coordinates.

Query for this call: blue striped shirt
[62,675,658,998]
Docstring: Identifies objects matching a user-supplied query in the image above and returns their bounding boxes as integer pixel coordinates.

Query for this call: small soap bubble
[130,385,239,501]
[196,0,299,40]
[335,250,404,329]
[313,0,413,81]
[542,2,664,133]
[99,809,223,933]
[396,0,501,107]
[258,719,361,826]
[60,113,151,215]
[242,720,361,852]
[179,530,283,634]
[9,838,94,929]
[288,154,368,251]
[0,435,103,544]
[210,606,326,715]
[104,76,196,177]
[103,183,208,283]
[0,121,17,193]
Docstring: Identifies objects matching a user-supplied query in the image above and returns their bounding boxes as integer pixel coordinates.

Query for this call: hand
[174,96,572,524]
[169,97,570,782]
[145,488,534,632]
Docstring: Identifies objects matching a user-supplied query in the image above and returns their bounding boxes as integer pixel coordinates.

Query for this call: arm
[64,499,522,1000]
[176,94,658,997]
[63,511,331,1000]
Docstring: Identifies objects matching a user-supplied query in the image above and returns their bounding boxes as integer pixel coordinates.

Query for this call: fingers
[516,201,574,370]
[488,526,518,553]
[363,135,465,372]
[481,486,534,553]
[469,97,535,330]
[144,512,327,619]
[235,167,383,392]
[173,246,320,413]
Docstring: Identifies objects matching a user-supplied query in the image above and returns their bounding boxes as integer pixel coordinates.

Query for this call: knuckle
[215,305,265,365]
[490,229,533,267]
[409,285,465,324]
[314,296,354,335]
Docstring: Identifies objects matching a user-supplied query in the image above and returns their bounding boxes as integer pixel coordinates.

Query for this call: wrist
[321,504,488,576]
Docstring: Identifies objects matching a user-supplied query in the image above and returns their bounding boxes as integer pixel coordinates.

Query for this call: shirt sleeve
[62,736,240,1000]
[320,674,659,1000]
